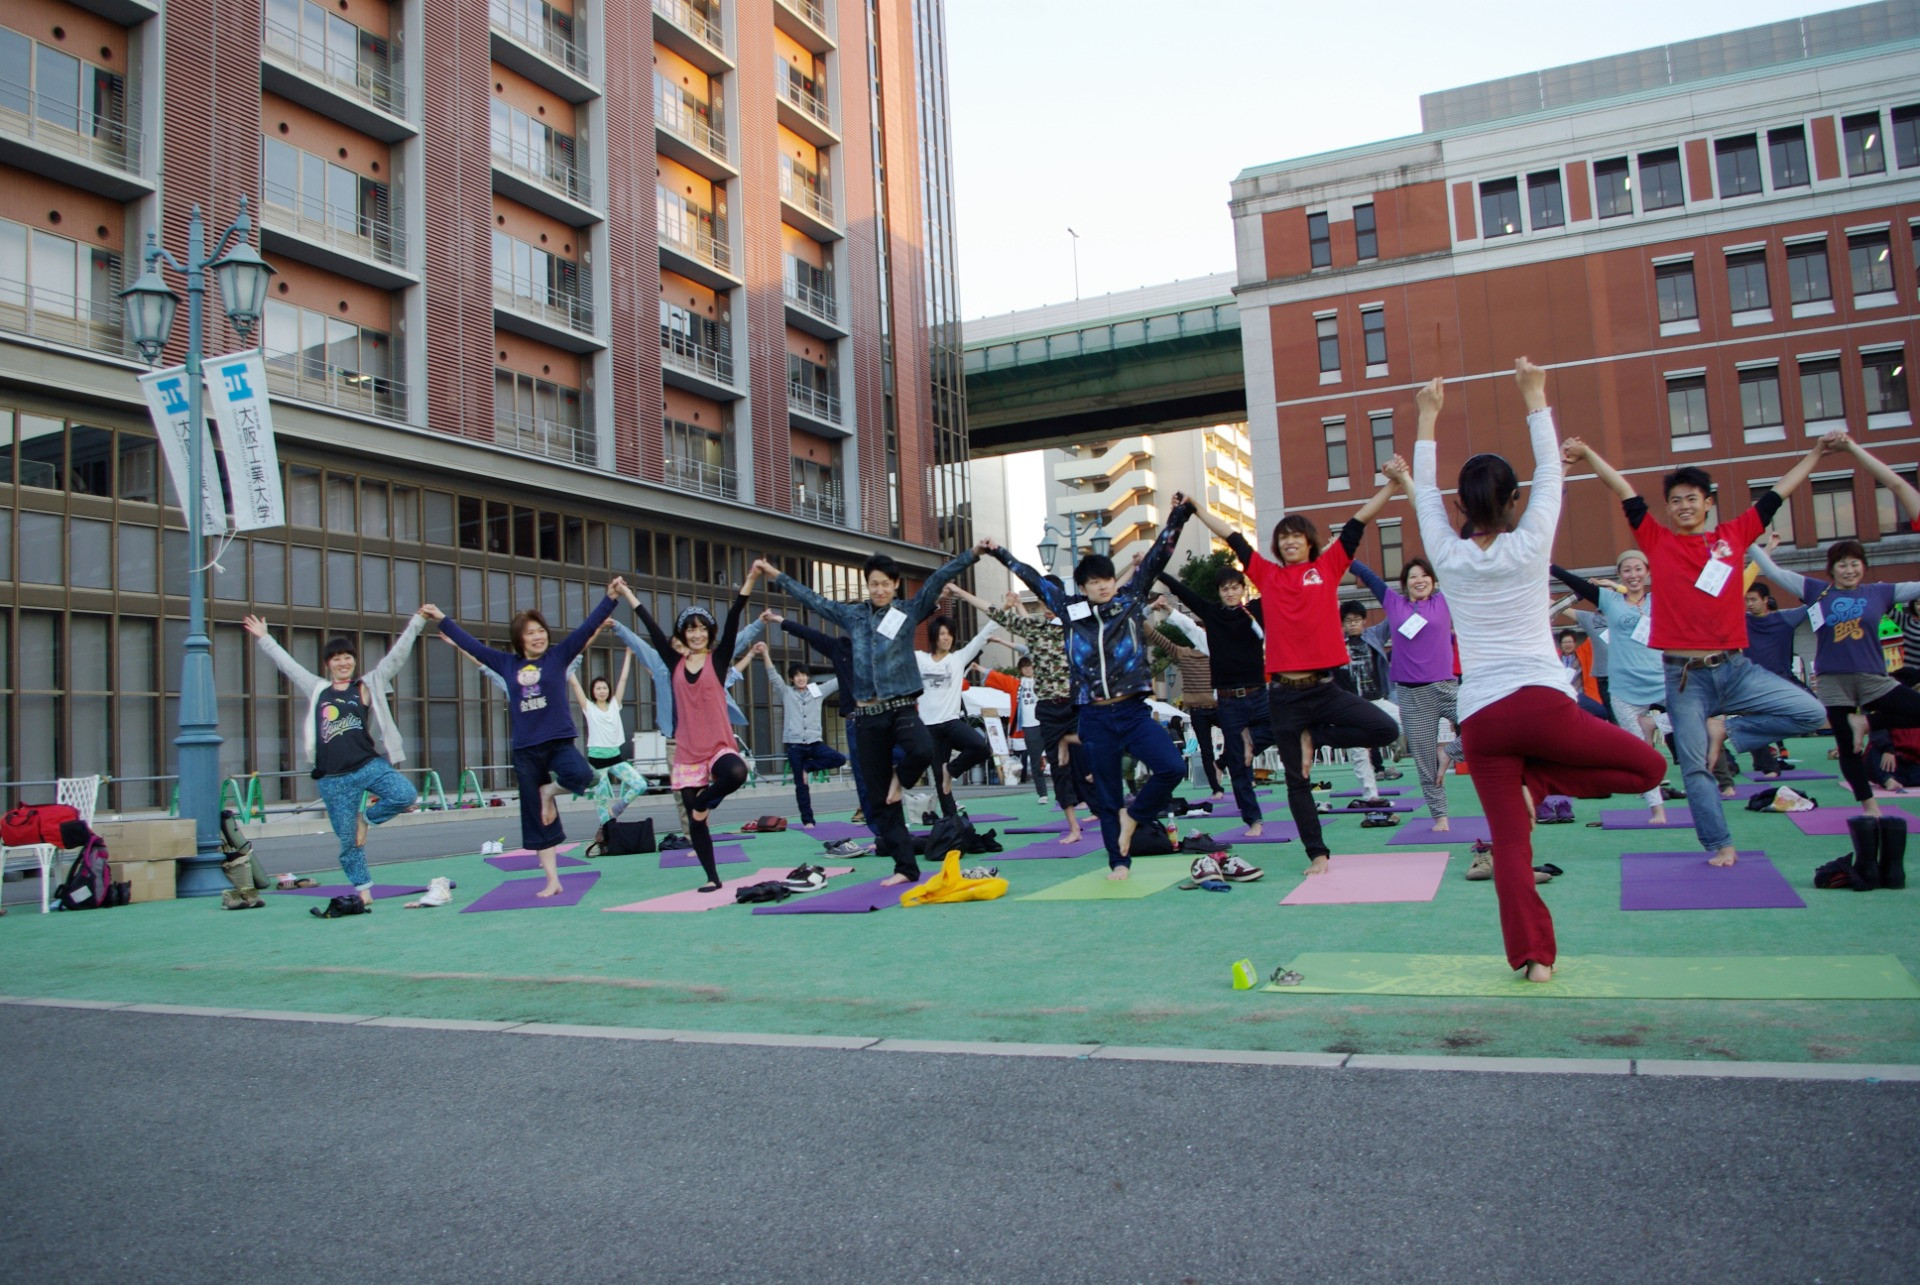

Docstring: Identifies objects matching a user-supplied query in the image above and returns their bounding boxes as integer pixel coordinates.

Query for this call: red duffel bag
[2,803,80,846]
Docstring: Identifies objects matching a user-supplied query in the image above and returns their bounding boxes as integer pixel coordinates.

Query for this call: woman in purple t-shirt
[1351,556,1460,828]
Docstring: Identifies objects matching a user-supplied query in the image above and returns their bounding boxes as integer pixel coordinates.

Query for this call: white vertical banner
[137,365,227,533]
[204,351,285,531]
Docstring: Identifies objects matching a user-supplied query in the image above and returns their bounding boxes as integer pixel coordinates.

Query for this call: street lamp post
[121,200,275,896]
[1035,511,1111,574]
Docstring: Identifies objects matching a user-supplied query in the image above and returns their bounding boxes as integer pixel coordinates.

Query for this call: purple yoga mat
[459,870,600,912]
[1333,788,1404,798]
[751,872,931,914]
[1600,806,1696,830]
[273,883,426,899]
[956,813,1017,824]
[659,842,750,870]
[1620,851,1806,910]
[1186,822,1298,844]
[799,822,871,843]
[1746,770,1835,781]
[1387,816,1491,845]
[1722,782,1775,800]
[484,852,590,872]
[1006,824,1067,835]
[1788,805,1920,837]
[995,834,1105,859]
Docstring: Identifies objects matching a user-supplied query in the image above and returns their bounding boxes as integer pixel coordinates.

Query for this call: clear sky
[946,0,1856,320]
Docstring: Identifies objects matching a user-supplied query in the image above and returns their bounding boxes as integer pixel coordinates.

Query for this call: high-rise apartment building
[0,0,964,807]
[1231,1,1919,588]
[1044,423,1255,569]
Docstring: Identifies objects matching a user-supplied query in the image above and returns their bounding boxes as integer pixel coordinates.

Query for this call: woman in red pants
[1394,360,1666,981]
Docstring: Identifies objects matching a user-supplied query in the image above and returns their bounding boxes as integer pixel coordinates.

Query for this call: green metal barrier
[455,768,485,809]
[418,770,449,811]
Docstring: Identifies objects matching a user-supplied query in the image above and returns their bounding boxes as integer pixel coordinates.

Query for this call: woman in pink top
[624,566,762,891]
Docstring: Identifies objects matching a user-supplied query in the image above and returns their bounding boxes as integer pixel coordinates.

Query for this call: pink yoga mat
[1788,805,1920,836]
[659,842,751,870]
[751,871,933,914]
[273,883,426,899]
[485,851,589,871]
[460,871,599,912]
[1279,851,1450,905]
[1387,816,1490,845]
[1620,851,1805,910]
[603,866,855,913]
[497,843,579,858]
[1601,807,1695,830]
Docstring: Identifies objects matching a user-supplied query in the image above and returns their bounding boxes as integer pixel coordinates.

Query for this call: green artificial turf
[5,739,1918,1064]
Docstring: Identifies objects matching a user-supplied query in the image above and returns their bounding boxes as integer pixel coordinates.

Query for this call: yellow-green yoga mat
[1261,953,1920,999]
[1017,857,1190,901]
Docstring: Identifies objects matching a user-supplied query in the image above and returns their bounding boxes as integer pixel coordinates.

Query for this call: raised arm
[1154,570,1210,618]
[242,614,323,693]
[566,660,591,714]
[627,593,673,659]
[710,580,755,670]
[1747,537,1810,602]
[950,619,1003,670]
[553,579,623,666]
[1348,559,1393,606]
[1141,618,1197,661]
[1561,437,1636,502]
[1846,435,1920,521]
[612,650,633,704]
[759,640,787,688]
[905,542,986,622]
[731,612,767,661]
[1551,564,1605,606]
[943,580,995,612]
[987,548,1069,618]
[1186,496,1239,545]
[756,557,851,626]
[1350,470,1401,530]
[366,609,432,688]
[1509,359,1563,543]
[1406,379,1454,550]
[1770,432,1850,503]
[779,616,841,661]
[430,610,515,673]
[1158,604,1210,657]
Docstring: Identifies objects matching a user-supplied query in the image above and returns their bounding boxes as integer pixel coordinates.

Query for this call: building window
[1361,307,1387,369]
[1307,212,1331,268]
[1378,520,1404,582]
[1863,348,1910,423]
[1849,230,1894,299]
[1739,366,1784,440]
[1666,374,1710,447]
[1595,158,1632,218]
[1479,178,1520,237]
[1714,135,1763,197]
[1638,149,1684,209]
[1843,111,1885,177]
[1352,203,1377,260]
[0,216,124,344]
[1750,482,1796,544]
[262,298,396,415]
[1323,420,1348,485]
[1895,105,1920,169]
[1316,315,1339,375]
[1768,125,1810,188]
[1725,250,1770,317]
[1812,477,1857,541]
[1786,241,1832,310]
[1369,411,1394,476]
[1799,356,1846,428]
[1525,170,1564,229]
[1655,261,1697,326]
[1876,465,1919,534]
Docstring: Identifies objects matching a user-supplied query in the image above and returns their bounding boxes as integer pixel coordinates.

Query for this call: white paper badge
[1808,601,1825,633]
[1066,600,1093,622]
[1397,613,1427,639]
[1631,613,1652,646]
[1693,558,1732,597]
[876,606,907,639]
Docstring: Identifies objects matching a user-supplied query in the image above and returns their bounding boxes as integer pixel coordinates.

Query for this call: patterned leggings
[589,757,648,825]
[315,757,418,889]
[1395,680,1459,820]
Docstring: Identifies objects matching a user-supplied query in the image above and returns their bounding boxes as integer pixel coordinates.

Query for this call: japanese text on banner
[137,366,227,533]
[205,352,285,531]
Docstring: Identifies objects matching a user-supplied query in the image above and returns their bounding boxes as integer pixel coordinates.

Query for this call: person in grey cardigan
[244,607,434,905]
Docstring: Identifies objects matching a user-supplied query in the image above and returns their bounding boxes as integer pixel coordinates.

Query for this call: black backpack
[587,817,656,857]
[1127,822,1176,856]
[310,895,368,919]
[53,830,112,911]
[734,881,791,904]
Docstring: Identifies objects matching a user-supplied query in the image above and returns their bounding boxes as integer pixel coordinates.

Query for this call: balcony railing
[655,75,728,164]
[779,165,835,225]
[791,481,845,525]
[783,275,838,326]
[492,134,593,207]
[262,16,405,118]
[261,181,405,268]
[788,381,841,425]
[657,192,732,274]
[654,0,726,57]
[0,282,134,361]
[776,64,831,130]
[0,78,141,174]
[664,454,738,500]
[489,0,590,79]
[776,0,828,36]
[264,359,408,422]
[661,329,735,386]
[494,280,595,334]
[497,408,598,468]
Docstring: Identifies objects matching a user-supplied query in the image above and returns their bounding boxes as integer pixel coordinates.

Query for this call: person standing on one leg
[1564,432,1839,867]
[1554,555,1673,826]
[1350,556,1460,829]
[1337,601,1402,801]
[760,644,843,828]
[567,648,649,828]
[428,582,621,897]
[245,609,433,906]
[1142,609,1224,797]
[916,614,1003,817]
[773,611,870,824]
[1154,567,1277,829]
[1405,363,1667,981]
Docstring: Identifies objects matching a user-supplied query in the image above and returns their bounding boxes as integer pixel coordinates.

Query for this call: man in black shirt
[1157,567,1276,835]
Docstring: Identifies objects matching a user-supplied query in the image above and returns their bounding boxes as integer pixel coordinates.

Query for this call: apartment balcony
[660,330,741,402]
[264,359,409,423]
[1060,469,1156,515]
[778,167,840,242]
[783,275,845,339]
[652,0,733,74]
[657,200,740,290]
[491,138,600,228]
[1054,435,1151,485]
[496,408,598,469]
[493,281,604,353]
[663,454,738,501]
[773,0,834,52]
[260,15,413,142]
[489,0,598,104]
[654,76,736,182]
[0,79,151,201]
[788,381,846,436]
[791,480,846,526]
[66,0,159,22]
[1204,447,1250,487]
[0,282,137,363]
[775,64,837,147]
[259,184,415,290]
[1207,481,1254,522]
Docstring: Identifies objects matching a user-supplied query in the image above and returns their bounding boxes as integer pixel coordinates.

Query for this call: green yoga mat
[1261,953,1920,999]
[1017,857,1190,902]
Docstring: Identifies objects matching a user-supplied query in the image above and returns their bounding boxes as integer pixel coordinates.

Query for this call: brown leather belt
[1269,671,1334,691]
[1217,685,1265,700]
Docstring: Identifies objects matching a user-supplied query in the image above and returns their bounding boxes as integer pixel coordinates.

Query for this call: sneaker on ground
[961,866,999,880]
[1217,853,1263,882]
[1751,744,1783,774]
[1189,854,1225,883]
[782,865,828,892]
[1465,851,1494,880]
[824,838,873,857]
[1379,767,1405,780]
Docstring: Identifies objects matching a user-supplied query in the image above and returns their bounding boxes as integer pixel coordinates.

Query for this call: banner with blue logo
[136,364,227,533]
[204,351,285,531]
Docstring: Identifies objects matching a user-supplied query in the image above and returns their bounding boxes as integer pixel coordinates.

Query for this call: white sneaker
[407,877,454,908]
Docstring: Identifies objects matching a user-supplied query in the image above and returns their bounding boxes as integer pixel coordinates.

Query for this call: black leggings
[1034,698,1087,810]
[1269,678,1400,860]
[680,753,750,886]
[1831,684,1920,802]
[1188,705,1223,794]
[927,718,992,816]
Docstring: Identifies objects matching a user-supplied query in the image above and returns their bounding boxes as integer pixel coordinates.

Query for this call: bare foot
[359,888,373,906]
[1117,811,1138,858]
[1849,711,1871,755]
[1720,785,1737,799]
[1246,820,1264,837]
[1106,865,1131,881]
[885,774,903,805]
[1704,717,1727,772]
[535,880,564,898]
[1432,817,1451,833]
[1650,807,1667,825]
[539,782,562,826]
[1708,846,1738,867]
[1303,854,1329,876]
[1064,827,1083,843]
[1862,799,1884,819]
[1210,791,1225,801]
[1523,962,1553,983]
[879,873,910,887]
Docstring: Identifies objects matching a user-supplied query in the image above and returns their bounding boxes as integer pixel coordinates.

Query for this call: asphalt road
[2,1006,1914,1284]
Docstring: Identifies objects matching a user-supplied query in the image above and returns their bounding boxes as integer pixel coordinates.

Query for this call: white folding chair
[2,775,103,913]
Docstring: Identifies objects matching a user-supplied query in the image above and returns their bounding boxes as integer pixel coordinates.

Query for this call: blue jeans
[1215,689,1275,824]
[1078,696,1187,868]
[316,757,417,889]
[786,740,848,825]
[1664,654,1825,852]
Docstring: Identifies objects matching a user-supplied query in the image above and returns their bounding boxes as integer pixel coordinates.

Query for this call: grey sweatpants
[1395,679,1459,820]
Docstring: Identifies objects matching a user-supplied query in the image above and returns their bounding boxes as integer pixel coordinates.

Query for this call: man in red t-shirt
[1565,434,1839,867]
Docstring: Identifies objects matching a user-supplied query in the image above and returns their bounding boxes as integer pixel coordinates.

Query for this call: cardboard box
[92,819,195,862]
[108,857,179,904]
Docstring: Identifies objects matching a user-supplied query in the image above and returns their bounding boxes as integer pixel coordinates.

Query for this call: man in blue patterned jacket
[988,495,1194,877]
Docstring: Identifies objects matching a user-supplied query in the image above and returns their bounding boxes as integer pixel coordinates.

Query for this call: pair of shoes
[782,864,829,892]
[1465,840,1494,881]
[1659,784,1683,801]
[404,877,454,909]
[1309,780,1332,792]
[823,838,874,858]
[1379,767,1405,780]
[1361,814,1399,828]
[221,888,265,910]
[1270,968,1304,985]
[961,865,999,880]
[1751,744,1783,775]
[275,874,318,889]
[1216,853,1263,882]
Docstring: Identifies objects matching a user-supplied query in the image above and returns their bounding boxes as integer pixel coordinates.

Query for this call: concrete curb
[6,995,1917,1082]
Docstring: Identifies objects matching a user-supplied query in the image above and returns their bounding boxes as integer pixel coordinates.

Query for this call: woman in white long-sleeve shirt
[916,615,1002,819]
[1399,360,1665,982]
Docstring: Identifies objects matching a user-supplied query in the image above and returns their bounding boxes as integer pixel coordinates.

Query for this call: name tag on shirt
[1694,559,1733,597]
[1631,614,1652,647]
[1067,600,1092,622]
[1808,602,1825,633]
[875,607,908,640]
[1396,613,1427,640]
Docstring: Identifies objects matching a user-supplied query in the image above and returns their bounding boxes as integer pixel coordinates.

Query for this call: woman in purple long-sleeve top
[1351,557,1460,828]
